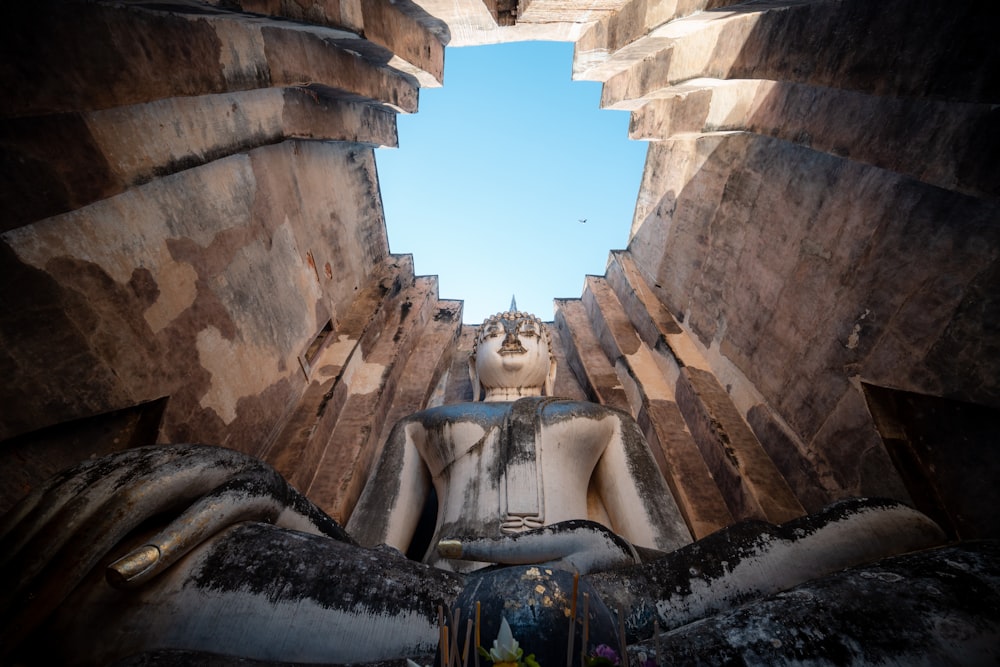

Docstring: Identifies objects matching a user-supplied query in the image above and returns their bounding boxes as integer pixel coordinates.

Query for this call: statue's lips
[498,346,526,356]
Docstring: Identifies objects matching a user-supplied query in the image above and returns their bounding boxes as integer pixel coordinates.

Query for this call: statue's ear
[469,353,480,402]
[545,356,557,397]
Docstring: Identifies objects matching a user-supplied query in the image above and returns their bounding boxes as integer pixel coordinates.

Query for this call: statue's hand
[105,457,351,587]
[1,444,348,657]
[437,520,640,575]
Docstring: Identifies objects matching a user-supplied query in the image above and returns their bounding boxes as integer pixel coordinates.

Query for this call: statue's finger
[2,445,250,600]
[107,468,291,588]
[0,446,182,565]
[1,445,273,658]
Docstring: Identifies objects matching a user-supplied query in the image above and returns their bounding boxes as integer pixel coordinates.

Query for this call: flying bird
[578,218,587,223]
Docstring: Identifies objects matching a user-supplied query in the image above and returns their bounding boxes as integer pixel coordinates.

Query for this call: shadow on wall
[0,397,168,515]
[864,383,1000,541]
[626,0,999,517]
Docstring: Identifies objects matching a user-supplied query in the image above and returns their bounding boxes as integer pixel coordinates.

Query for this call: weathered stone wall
[570,0,998,529]
[0,0,451,517]
[628,133,998,498]
[2,140,389,451]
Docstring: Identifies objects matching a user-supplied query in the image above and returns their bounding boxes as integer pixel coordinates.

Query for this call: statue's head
[470,306,556,402]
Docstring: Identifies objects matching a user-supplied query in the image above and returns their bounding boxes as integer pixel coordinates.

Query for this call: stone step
[306,274,442,523]
[364,299,464,486]
[598,0,990,110]
[554,297,632,413]
[237,0,448,87]
[2,2,419,119]
[439,325,480,406]
[675,364,804,522]
[546,312,592,401]
[598,6,786,110]
[604,252,834,513]
[581,274,733,538]
[262,255,415,493]
[518,0,628,24]
[573,0,752,82]
[1,89,398,230]
[603,251,804,524]
[627,78,995,198]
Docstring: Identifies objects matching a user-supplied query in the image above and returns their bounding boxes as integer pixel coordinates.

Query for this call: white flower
[489,618,523,662]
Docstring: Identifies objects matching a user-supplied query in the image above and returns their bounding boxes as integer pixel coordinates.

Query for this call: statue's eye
[519,324,537,337]
[487,325,501,337]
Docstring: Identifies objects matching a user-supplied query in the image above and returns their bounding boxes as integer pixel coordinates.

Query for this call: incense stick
[475,601,481,667]
[451,607,462,667]
[439,606,447,667]
[567,572,579,667]
[462,618,474,667]
[653,619,661,667]
[616,605,627,667]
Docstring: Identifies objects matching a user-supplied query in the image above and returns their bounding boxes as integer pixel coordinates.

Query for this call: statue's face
[475,314,551,393]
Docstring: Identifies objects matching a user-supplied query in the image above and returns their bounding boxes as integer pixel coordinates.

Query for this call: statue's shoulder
[401,401,512,428]
[536,397,632,423]
[393,399,631,430]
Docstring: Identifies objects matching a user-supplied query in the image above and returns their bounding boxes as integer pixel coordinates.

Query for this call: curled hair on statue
[472,309,551,353]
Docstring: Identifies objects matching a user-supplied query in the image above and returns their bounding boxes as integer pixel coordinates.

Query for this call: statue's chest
[422,403,610,533]
[422,413,607,479]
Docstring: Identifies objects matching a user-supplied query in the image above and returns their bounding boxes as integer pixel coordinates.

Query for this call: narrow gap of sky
[376,41,647,325]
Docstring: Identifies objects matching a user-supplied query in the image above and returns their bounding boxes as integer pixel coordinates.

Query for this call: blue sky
[377,41,647,324]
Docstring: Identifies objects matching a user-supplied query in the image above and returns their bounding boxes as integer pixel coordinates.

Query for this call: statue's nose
[500,330,525,352]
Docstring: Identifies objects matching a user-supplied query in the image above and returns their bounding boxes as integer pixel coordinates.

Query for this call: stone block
[676,366,803,523]
[263,256,412,490]
[1,90,398,231]
[554,298,632,413]
[637,399,733,538]
[307,275,440,522]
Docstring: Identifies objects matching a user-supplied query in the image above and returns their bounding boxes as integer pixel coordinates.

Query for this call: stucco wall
[2,140,389,454]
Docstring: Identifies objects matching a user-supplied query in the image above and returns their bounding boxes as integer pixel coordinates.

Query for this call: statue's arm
[346,417,431,552]
[0,444,355,657]
[593,415,692,552]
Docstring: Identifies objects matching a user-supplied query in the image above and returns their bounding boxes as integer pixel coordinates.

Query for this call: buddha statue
[346,306,691,571]
[2,306,973,666]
